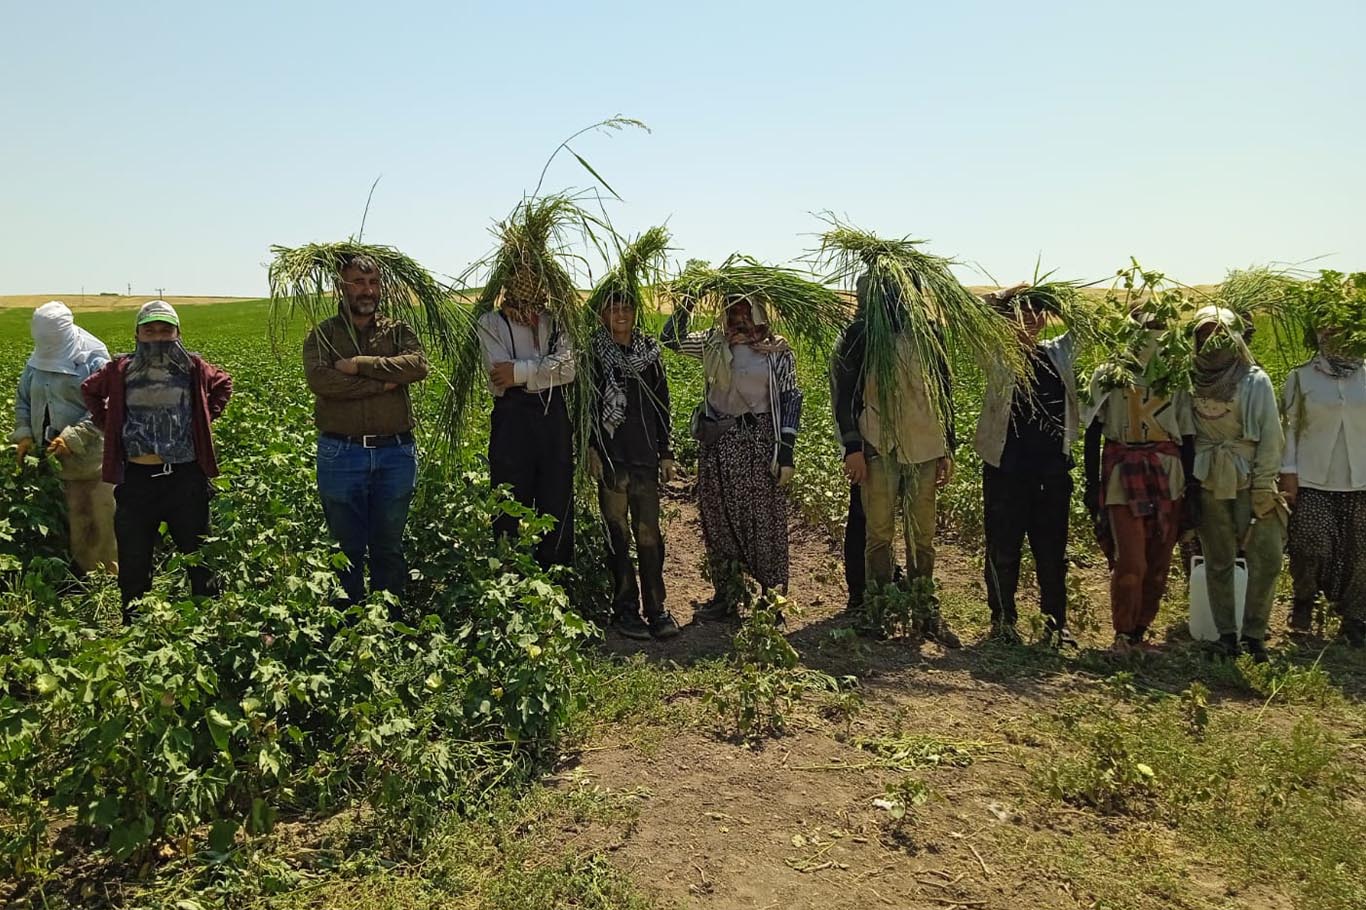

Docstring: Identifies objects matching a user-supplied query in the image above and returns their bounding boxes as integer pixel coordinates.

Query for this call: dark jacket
[82,354,233,484]
[302,314,429,437]
[831,317,955,457]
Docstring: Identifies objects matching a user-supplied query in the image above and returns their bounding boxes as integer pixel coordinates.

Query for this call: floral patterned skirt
[696,419,788,590]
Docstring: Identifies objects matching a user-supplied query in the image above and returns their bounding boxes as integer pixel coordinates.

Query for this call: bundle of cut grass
[440,192,606,454]
[812,218,1026,443]
[267,241,460,355]
[660,253,847,353]
[584,225,671,320]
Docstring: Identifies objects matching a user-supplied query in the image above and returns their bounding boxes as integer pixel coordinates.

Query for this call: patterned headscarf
[592,325,661,436]
[1191,306,1252,401]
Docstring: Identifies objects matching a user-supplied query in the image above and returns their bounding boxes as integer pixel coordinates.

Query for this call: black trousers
[598,464,665,620]
[115,461,216,611]
[844,483,866,609]
[489,391,574,568]
[983,464,1072,627]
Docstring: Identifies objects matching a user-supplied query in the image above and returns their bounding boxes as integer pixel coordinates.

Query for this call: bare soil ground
[555,486,1330,910]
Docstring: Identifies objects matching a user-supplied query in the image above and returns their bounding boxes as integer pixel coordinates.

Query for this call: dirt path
[561,491,1141,910]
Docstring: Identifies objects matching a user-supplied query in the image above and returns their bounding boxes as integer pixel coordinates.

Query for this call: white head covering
[28,301,110,375]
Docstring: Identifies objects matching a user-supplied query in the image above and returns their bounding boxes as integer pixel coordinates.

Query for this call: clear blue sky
[4,0,1362,296]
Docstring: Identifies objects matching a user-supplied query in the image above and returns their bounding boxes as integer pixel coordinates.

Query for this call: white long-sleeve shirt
[1281,356,1366,492]
[477,309,576,396]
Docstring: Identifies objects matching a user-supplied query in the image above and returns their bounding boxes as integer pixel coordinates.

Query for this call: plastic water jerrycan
[1187,556,1247,642]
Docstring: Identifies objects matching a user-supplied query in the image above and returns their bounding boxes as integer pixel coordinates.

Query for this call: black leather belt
[322,431,414,449]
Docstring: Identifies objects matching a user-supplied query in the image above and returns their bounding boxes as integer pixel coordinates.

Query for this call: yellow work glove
[659,459,676,484]
[46,436,72,460]
[15,437,33,465]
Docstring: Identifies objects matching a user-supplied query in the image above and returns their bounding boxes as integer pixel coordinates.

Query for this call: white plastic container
[1188,556,1247,641]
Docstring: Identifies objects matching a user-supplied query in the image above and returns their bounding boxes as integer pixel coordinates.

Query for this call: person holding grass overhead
[82,301,233,619]
[300,252,429,613]
[974,282,1081,648]
[832,270,961,647]
[584,229,681,640]
[662,257,837,623]
[1082,308,1196,657]
[477,251,578,569]
[1279,272,1366,648]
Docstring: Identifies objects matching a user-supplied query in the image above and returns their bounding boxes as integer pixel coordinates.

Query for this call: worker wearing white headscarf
[11,302,117,573]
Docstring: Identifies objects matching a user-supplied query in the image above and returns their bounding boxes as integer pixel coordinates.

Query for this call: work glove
[659,459,676,484]
[45,436,71,460]
[15,437,33,466]
[1278,472,1299,508]
[934,456,954,488]
[776,465,795,488]
[1251,489,1285,520]
[586,448,603,481]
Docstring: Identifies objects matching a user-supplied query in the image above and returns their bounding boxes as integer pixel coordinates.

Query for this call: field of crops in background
[1,301,1364,910]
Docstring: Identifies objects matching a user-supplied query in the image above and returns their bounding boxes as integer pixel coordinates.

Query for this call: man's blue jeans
[316,435,417,608]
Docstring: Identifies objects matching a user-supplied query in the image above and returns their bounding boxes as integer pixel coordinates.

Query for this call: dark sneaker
[990,621,1021,645]
[1241,636,1270,664]
[1213,632,1241,660]
[1044,625,1080,650]
[692,598,740,625]
[648,612,682,640]
[613,612,653,641]
[925,617,962,650]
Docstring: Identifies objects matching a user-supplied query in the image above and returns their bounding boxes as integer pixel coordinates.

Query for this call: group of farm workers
[12,267,1366,658]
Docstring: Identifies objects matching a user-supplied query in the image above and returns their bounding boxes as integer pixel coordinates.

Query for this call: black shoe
[1288,601,1313,634]
[1213,632,1241,660]
[1241,636,1270,664]
[648,611,682,640]
[925,617,962,650]
[692,598,740,624]
[1043,625,1079,650]
[613,611,653,641]
[989,621,1021,645]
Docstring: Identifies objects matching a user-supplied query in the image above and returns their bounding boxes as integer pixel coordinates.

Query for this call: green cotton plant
[0,446,69,575]
[1082,259,1207,400]
[0,339,599,877]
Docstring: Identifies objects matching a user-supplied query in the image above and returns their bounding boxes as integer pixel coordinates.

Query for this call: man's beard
[347,298,378,317]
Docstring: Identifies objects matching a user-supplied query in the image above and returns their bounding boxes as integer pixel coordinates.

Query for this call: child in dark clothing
[588,292,681,640]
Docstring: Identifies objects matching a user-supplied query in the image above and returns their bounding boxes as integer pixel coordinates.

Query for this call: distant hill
[0,294,256,311]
